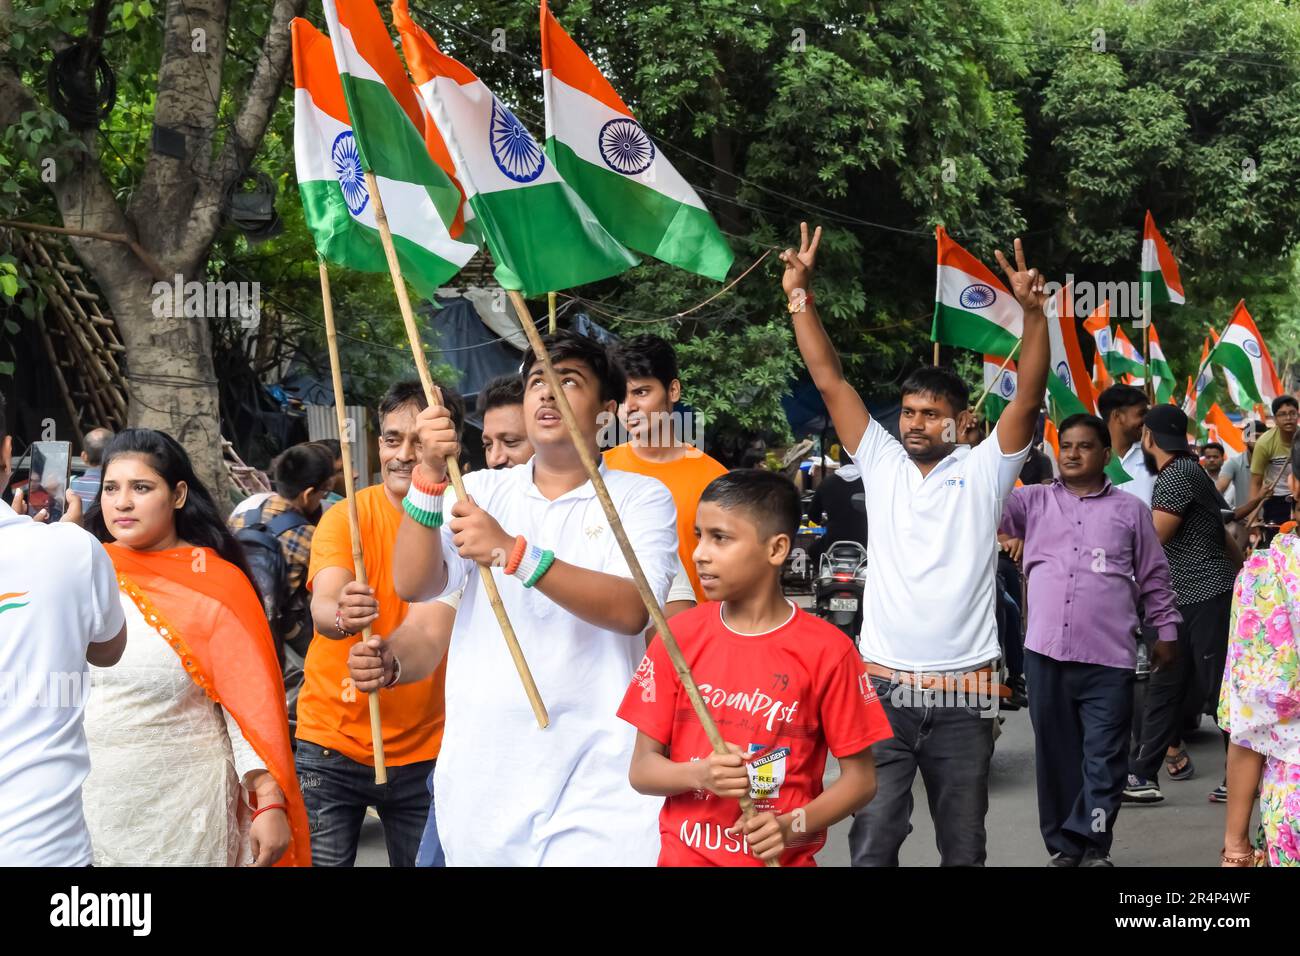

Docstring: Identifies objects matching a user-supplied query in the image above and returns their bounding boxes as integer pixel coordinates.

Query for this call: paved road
[357,691,1241,867]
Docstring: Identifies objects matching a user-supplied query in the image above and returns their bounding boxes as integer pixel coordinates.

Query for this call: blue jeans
[848,674,996,866]
[295,740,433,867]
[415,767,444,867]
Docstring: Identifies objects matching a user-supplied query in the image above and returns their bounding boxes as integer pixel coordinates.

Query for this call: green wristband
[523,549,555,588]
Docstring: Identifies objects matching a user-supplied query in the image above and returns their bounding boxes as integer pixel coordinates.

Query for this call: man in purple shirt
[999,413,1181,867]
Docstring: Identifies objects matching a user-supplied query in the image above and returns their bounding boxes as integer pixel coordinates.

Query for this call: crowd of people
[0,222,1296,868]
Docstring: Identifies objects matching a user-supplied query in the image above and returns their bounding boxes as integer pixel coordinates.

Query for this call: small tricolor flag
[932,227,1022,357]
[540,0,733,281]
[982,354,1018,423]
[1146,321,1176,404]
[1205,404,1247,455]
[1141,211,1185,306]
[1112,326,1146,381]
[1045,283,1096,417]
[1208,301,1283,408]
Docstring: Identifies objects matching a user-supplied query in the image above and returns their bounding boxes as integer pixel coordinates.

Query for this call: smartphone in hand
[29,441,71,523]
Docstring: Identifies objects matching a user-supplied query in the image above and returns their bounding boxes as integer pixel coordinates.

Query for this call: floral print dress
[1218,533,1300,866]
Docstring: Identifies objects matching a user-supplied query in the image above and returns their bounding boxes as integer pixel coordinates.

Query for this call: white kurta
[432,460,677,866]
[82,590,265,866]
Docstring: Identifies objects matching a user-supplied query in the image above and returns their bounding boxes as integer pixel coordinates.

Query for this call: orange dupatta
[104,542,311,867]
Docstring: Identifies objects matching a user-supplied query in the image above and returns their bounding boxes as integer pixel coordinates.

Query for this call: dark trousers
[996,555,1025,681]
[1129,593,1232,782]
[1025,650,1133,858]
[296,740,434,867]
[848,674,996,866]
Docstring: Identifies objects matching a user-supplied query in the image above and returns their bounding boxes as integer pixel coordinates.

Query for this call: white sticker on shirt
[746,743,790,799]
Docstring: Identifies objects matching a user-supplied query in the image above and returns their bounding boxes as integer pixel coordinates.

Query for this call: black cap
[1144,404,1190,453]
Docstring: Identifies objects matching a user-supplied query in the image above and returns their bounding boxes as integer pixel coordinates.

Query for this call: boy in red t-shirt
[618,470,891,866]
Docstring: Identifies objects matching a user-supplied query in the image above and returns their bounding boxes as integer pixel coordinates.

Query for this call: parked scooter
[814,541,867,642]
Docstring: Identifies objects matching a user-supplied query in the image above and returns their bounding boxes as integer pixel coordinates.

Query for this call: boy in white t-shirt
[392,332,678,865]
[0,396,127,866]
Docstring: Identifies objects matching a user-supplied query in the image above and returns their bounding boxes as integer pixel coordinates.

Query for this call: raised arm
[392,403,461,603]
[783,223,870,453]
[992,239,1050,454]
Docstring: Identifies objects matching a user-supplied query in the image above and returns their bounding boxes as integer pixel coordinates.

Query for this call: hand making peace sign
[780,221,822,301]
[993,237,1049,315]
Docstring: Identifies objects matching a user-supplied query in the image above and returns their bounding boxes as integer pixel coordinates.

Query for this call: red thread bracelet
[503,535,527,575]
[252,802,288,820]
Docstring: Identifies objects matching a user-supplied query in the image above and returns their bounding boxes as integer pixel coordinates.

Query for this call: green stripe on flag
[931,303,1020,357]
[1140,274,1172,307]
[337,75,463,226]
[299,179,461,299]
[547,139,733,282]
[1105,455,1133,485]
[1209,344,1265,406]
[1046,370,1089,421]
[469,181,639,295]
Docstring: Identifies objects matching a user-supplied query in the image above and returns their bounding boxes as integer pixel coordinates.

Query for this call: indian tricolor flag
[1209,325,1252,412]
[982,354,1018,423]
[1205,404,1247,456]
[1141,211,1185,306]
[1082,304,1114,391]
[540,0,733,281]
[1045,284,1096,417]
[1112,326,1146,381]
[293,14,475,297]
[1208,301,1283,407]
[1147,321,1176,404]
[1191,334,1219,421]
[393,0,637,296]
[932,226,1022,356]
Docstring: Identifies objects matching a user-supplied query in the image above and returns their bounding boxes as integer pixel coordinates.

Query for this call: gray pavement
[357,692,1241,867]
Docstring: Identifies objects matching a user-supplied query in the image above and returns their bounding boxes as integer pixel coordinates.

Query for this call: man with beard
[1124,405,1241,805]
[997,414,1180,865]
[1097,385,1155,506]
[781,222,1051,866]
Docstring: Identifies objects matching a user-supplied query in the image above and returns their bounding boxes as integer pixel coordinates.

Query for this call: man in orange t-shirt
[297,380,464,867]
[605,335,728,604]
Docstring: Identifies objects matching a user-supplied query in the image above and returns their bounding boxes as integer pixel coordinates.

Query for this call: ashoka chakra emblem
[332,131,368,216]
[490,100,545,183]
[1243,338,1262,359]
[1055,360,1071,388]
[598,118,655,175]
[959,283,996,310]
[999,373,1015,398]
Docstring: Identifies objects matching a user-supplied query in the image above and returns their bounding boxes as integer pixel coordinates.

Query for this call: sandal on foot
[1165,748,1194,781]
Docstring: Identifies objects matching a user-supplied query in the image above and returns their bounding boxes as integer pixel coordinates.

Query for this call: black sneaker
[1208,782,1228,803]
[1122,774,1164,803]
[1080,848,1114,867]
[1048,852,1080,867]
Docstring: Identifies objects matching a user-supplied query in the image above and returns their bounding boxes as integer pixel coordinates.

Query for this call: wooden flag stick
[971,340,1023,416]
[933,340,941,366]
[547,291,558,334]
[505,288,779,866]
[363,171,549,729]
[318,259,388,785]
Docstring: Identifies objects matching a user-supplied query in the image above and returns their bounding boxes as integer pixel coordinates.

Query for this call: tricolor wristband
[403,465,448,528]
[513,543,555,589]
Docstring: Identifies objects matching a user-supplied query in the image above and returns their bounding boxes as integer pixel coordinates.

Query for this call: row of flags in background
[293,0,733,305]
[938,212,1286,484]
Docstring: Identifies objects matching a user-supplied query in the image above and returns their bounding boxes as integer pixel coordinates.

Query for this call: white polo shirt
[0,501,124,866]
[1115,441,1155,507]
[432,459,677,866]
[851,418,1028,671]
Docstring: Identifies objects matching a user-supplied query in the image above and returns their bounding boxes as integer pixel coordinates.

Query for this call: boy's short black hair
[314,438,342,459]
[1202,441,1225,455]
[1271,394,1298,414]
[521,331,626,406]
[477,374,525,415]
[1058,413,1110,448]
[273,442,335,499]
[378,379,464,436]
[899,365,969,416]
[700,469,800,542]
[1096,384,1148,423]
[613,334,679,391]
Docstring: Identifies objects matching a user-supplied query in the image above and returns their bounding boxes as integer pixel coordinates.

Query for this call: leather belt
[864,661,1011,699]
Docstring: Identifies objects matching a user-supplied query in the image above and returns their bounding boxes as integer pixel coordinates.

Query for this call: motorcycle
[813,541,868,641]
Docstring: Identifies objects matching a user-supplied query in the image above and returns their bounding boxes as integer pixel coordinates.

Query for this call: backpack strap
[266,508,310,537]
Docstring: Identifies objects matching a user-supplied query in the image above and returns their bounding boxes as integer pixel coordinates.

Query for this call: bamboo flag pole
[547,291,558,334]
[971,340,1023,416]
[318,259,388,785]
[505,288,779,866]
[363,172,549,729]
[933,341,941,366]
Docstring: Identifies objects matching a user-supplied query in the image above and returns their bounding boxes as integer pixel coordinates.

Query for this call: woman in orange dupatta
[83,429,309,866]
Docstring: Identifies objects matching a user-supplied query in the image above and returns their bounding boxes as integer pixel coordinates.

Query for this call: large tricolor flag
[1141,211,1185,306]
[1045,284,1096,417]
[1208,301,1283,407]
[1208,325,1252,412]
[393,0,637,296]
[932,227,1022,356]
[293,13,476,297]
[982,354,1018,423]
[540,0,733,281]
[1146,321,1176,404]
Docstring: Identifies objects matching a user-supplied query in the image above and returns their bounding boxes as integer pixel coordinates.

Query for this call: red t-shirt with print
[617,601,892,867]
